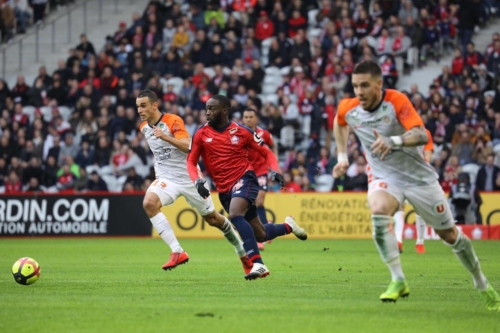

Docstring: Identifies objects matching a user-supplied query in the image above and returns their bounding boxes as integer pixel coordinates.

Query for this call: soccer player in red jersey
[242,108,278,251]
[187,95,308,280]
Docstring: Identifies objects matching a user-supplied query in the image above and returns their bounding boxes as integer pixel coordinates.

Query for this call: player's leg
[415,215,426,253]
[255,175,269,225]
[181,184,252,273]
[246,208,307,242]
[406,182,500,311]
[368,180,409,302]
[255,178,268,250]
[227,196,269,280]
[143,180,188,270]
[393,204,405,253]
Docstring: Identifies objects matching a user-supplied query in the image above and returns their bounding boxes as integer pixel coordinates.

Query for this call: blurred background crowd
[0,0,499,205]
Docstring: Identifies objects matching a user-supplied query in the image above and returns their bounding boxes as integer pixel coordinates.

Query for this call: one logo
[172,121,181,133]
[229,128,238,134]
[231,136,240,144]
[205,138,213,143]
[159,123,165,129]
[433,201,446,215]
[233,179,244,192]
[440,220,449,225]
[253,132,263,144]
[382,115,391,124]
[382,105,387,111]
[141,127,147,134]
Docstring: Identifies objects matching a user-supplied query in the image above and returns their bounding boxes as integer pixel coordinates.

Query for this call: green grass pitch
[0,238,499,333]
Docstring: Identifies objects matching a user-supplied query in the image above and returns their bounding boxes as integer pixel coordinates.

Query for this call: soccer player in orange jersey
[332,60,500,311]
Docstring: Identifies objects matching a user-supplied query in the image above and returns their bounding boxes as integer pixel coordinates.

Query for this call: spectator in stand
[5,170,22,192]
[476,154,500,191]
[452,130,475,165]
[12,0,30,34]
[421,19,440,64]
[255,10,274,41]
[25,177,41,192]
[87,170,108,191]
[1,1,15,43]
[281,171,302,192]
[40,155,57,187]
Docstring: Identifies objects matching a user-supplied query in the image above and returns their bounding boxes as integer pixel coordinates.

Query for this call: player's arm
[333,114,349,162]
[153,116,191,153]
[332,99,351,178]
[372,94,428,159]
[251,133,280,171]
[423,129,434,162]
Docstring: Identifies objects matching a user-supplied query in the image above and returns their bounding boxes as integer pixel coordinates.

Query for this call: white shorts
[368,179,455,230]
[147,178,215,216]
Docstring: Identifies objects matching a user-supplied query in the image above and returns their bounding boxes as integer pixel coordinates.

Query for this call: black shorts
[219,171,259,221]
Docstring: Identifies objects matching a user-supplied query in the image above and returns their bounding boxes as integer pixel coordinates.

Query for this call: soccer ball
[12,257,41,285]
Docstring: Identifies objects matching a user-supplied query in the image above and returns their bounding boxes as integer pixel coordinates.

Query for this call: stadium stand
[0,0,499,194]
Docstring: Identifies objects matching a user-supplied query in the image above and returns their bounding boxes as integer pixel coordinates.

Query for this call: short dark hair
[243,108,258,116]
[352,60,382,77]
[210,94,231,110]
[137,90,158,103]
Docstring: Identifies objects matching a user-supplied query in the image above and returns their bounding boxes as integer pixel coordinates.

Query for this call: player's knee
[203,213,222,228]
[436,227,458,244]
[370,204,395,216]
[143,196,161,217]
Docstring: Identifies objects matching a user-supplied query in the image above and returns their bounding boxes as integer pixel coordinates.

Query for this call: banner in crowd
[0,194,151,236]
[402,224,500,240]
[155,192,500,240]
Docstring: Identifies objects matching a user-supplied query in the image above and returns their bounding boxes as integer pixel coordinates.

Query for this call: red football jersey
[187,122,279,193]
[248,126,275,176]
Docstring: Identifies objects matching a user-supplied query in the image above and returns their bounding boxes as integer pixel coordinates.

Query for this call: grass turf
[0,238,499,333]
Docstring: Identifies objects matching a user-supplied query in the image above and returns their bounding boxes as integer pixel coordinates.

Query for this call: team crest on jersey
[231,136,240,144]
[159,123,165,129]
[141,127,148,134]
[382,116,391,124]
[229,128,238,134]
[433,200,447,215]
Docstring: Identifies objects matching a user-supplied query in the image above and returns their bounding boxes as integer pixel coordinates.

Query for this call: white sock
[415,215,426,245]
[150,213,183,253]
[393,210,404,244]
[221,218,246,257]
[372,215,405,282]
[446,230,488,290]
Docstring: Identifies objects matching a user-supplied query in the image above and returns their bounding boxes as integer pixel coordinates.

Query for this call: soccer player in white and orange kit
[393,128,434,254]
[137,90,252,274]
[332,61,500,311]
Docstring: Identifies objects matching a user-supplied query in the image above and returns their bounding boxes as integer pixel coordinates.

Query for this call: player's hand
[371,130,394,160]
[153,126,168,141]
[271,170,284,188]
[194,178,210,199]
[333,160,349,178]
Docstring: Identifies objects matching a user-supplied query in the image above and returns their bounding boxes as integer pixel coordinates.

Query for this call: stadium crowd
[0,0,499,196]
[1,0,74,43]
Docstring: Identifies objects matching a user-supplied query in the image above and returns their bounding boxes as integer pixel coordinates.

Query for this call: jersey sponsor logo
[205,138,213,142]
[159,123,165,129]
[231,136,240,144]
[433,200,447,215]
[154,148,172,161]
[229,128,238,134]
[253,132,263,144]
